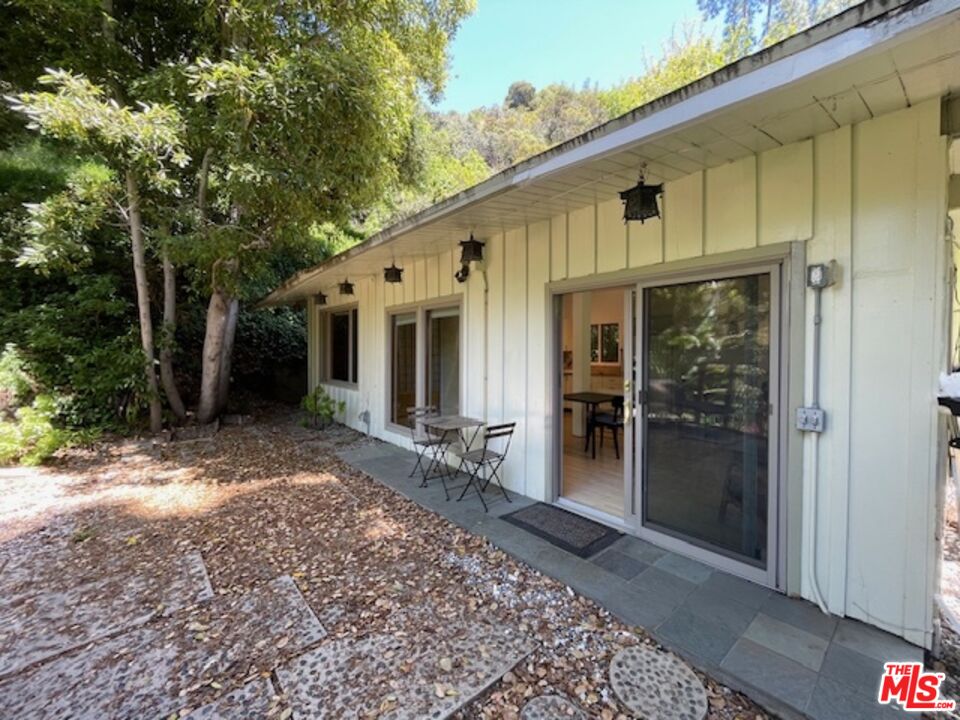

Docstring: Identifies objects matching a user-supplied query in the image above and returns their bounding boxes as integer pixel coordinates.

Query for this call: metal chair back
[406,406,439,440]
[482,422,516,457]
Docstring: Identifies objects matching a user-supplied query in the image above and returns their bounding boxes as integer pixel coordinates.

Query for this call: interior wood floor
[561,411,624,518]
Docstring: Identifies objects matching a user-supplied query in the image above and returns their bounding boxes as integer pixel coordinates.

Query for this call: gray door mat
[501,503,622,558]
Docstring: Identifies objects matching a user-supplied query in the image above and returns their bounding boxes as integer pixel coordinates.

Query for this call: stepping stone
[189,678,276,718]
[609,644,707,720]
[276,618,535,719]
[0,551,214,678]
[0,575,325,719]
[521,694,587,719]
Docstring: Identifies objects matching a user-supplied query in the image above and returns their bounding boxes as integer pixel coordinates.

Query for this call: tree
[8,71,189,432]
[504,81,536,110]
[6,0,475,428]
[697,0,856,49]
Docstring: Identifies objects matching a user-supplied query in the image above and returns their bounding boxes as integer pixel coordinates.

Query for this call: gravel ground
[0,406,771,719]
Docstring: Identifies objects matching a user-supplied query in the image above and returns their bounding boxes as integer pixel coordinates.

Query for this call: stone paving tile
[0,575,324,719]
[656,606,741,664]
[0,551,213,678]
[700,571,771,610]
[720,638,818,711]
[682,586,758,636]
[818,641,886,698]
[597,580,681,630]
[741,613,829,671]
[759,592,838,641]
[609,644,707,720]
[805,676,906,720]
[276,617,535,719]
[608,535,667,565]
[630,566,697,606]
[590,549,647,580]
[653,552,713,584]
[833,617,923,664]
[189,678,277,719]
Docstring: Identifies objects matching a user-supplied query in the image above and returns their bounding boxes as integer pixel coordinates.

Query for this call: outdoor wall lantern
[314,291,327,306]
[459,233,485,264]
[383,263,403,284]
[338,279,354,296]
[619,170,663,224]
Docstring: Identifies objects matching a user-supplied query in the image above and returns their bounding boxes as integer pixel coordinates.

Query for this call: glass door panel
[642,273,772,568]
[427,307,460,416]
[391,313,417,424]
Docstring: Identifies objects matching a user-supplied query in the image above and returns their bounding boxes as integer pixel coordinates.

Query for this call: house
[263,0,960,650]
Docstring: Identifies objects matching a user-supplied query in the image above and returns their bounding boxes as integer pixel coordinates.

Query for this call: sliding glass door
[427,307,460,416]
[391,313,417,424]
[636,268,779,584]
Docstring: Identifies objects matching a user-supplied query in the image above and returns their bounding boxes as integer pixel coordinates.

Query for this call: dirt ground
[0,405,770,719]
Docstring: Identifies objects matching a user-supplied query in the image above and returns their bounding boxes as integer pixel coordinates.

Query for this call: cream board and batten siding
[309,99,948,647]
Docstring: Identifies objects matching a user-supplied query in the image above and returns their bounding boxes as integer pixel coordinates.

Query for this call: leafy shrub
[0,343,32,414]
[300,385,345,429]
[0,394,92,465]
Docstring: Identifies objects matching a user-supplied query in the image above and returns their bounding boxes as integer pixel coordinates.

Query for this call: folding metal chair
[455,422,516,512]
[406,406,444,491]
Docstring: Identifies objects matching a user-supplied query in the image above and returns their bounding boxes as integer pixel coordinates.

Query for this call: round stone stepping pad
[609,644,707,720]
[520,694,586,720]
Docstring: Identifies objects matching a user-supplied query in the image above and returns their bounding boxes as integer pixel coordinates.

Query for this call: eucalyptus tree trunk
[196,288,230,424]
[216,297,239,414]
[125,171,163,433]
[160,247,186,421]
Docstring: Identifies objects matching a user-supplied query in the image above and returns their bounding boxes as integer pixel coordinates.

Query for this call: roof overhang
[262,0,960,306]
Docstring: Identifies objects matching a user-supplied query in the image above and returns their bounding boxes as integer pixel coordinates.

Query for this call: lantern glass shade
[459,234,484,264]
[619,181,663,223]
[315,292,327,306]
[339,280,354,295]
[384,264,403,283]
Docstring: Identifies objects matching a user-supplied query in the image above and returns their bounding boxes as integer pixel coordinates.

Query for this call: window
[427,307,460,416]
[391,313,417,424]
[327,308,358,384]
[388,303,462,428]
[590,323,620,364]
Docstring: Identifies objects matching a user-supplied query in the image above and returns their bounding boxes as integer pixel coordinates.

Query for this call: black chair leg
[613,427,620,460]
[481,459,511,503]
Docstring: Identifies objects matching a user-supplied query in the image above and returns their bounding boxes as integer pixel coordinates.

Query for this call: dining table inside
[563,392,622,459]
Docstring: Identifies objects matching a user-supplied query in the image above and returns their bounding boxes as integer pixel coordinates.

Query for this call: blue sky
[432,0,718,112]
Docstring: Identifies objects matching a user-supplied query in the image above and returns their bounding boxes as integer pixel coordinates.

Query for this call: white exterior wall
[309,99,949,647]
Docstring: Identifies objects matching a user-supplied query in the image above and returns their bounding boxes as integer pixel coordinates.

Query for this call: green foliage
[504,81,536,110]
[15,161,116,272]
[0,394,93,466]
[300,385,345,428]
[697,0,857,50]
[0,344,32,409]
[8,70,189,188]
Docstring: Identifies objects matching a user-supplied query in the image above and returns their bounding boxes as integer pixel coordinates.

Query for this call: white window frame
[321,304,359,388]
[385,297,464,434]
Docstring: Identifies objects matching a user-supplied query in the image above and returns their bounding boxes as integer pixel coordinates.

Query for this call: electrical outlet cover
[796,407,825,432]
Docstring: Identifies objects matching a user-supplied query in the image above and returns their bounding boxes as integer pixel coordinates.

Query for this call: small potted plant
[300,386,346,430]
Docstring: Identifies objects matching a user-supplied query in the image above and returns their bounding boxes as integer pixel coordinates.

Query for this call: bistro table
[422,415,486,495]
[563,392,621,459]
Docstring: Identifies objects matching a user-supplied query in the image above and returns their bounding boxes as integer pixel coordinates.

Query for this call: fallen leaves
[1,406,769,720]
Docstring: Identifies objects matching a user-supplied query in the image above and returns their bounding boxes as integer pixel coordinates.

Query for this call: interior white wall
[307,98,949,647]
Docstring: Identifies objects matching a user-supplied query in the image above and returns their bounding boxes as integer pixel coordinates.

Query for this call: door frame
[631,261,783,588]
